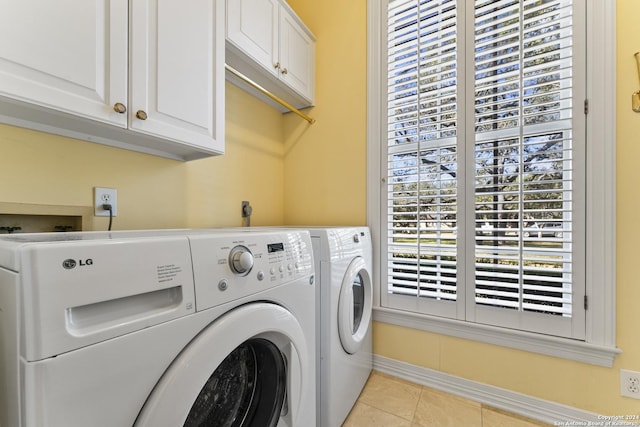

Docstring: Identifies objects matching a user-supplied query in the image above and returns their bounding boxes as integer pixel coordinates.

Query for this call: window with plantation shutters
[384,0,586,339]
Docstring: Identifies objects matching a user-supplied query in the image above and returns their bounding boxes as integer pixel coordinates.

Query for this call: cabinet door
[227,0,279,78]
[278,6,315,103]
[0,0,128,127]
[129,0,224,152]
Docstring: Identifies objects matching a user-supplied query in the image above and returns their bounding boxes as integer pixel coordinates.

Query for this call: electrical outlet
[621,369,640,399]
[94,187,118,217]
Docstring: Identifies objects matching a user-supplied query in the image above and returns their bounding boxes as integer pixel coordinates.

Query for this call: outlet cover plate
[621,369,640,399]
[94,187,117,217]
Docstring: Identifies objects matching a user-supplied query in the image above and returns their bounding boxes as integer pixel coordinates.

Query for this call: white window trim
[366,0,619,367]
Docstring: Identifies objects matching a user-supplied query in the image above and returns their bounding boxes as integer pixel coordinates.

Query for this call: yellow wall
[286,0,640,417]
[283,1,368,226]
[0,83,285,230]
[186,84,285,227]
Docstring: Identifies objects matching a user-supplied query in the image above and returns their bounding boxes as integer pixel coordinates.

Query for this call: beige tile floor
[342,371,551,427]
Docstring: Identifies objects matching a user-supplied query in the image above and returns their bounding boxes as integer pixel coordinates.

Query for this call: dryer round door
[135,303,310,427]
[337,256,373,354]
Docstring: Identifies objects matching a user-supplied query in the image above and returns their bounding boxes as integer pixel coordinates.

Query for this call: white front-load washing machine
[0,229,316,427]
[310,227,373,427]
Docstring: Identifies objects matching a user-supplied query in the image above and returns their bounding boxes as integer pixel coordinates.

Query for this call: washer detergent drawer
[19,236,196,361]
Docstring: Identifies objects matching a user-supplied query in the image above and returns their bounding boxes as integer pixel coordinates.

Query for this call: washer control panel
[189,230,314,311]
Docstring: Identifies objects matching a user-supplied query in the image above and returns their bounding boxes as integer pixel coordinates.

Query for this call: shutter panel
[472,0,576,322]
[386,0,459,314]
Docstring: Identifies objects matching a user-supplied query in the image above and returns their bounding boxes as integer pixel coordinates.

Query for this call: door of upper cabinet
[129,0,224,153]
[0,0,128,127]
[226,0,279,78]
[278,7,315,103]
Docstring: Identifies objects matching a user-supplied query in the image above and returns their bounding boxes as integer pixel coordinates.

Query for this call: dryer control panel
[188,230,314,312]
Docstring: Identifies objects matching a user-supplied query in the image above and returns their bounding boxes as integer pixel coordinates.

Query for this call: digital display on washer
[267,242,285,253]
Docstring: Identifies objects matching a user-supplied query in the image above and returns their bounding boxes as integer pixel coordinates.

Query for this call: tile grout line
[409,386,424,426]
[352,400,414,425]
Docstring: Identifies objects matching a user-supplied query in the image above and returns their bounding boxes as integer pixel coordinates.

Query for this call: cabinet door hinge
[584,99,589,115]
[584,295,588,310]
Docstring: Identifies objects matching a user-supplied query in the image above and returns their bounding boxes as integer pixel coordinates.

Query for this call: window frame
[367,0,619,367]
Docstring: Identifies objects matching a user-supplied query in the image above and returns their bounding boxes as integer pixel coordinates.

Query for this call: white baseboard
[373,354,605,425]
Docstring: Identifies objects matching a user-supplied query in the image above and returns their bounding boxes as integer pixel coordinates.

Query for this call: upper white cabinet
[0,1,128,127]
[0,0,225,161]
[227,0,279,80]
[129,0,224,153]
[226,0,315,110]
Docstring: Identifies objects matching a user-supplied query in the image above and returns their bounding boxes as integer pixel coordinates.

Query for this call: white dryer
[0,229,315,427]
[310,227,373,427]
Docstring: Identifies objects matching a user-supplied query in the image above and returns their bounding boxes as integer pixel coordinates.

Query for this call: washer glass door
[135,303,309,427]
[184,338,286,427]
[337,257,373,354]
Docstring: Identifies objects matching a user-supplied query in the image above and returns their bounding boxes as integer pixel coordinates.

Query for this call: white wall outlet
[94,187,118,217]
[621,369,640,399]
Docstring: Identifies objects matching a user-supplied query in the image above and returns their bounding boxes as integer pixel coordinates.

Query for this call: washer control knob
[229,245,254,275]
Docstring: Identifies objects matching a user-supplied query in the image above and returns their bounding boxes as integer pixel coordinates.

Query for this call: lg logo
[62,258,94,269]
